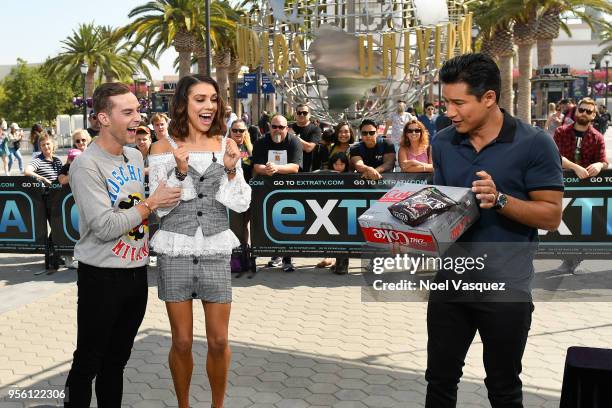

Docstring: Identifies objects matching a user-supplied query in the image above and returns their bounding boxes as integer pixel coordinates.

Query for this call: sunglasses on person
[271,124,287,130]
[231,128,247,133]
[75,139,88,143]
[361,130,377,136]
[296,110,309,116]
[578,107,594,115]
[405,128,422,134]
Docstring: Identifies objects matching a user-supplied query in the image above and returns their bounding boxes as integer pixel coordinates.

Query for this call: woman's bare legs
[166,301,194,408]
[203,302,232,408]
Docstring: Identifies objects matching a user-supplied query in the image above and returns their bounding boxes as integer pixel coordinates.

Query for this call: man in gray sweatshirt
[64,83,181,407]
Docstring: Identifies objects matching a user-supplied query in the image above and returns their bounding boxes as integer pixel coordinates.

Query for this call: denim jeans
[8,147,23,173]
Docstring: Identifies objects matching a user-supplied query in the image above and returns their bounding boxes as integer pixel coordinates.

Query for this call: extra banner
[1,172,611,257]
[249,172,612,258]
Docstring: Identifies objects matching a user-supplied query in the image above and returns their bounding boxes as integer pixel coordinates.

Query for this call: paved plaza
[0,253,611,408]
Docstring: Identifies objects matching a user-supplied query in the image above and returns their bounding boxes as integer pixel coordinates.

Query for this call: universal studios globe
[237,0,475,125]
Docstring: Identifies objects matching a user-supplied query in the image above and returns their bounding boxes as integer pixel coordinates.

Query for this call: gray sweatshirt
[69,141,148,268]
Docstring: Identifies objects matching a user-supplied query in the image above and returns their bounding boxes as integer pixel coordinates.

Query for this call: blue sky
[0,0,178,79]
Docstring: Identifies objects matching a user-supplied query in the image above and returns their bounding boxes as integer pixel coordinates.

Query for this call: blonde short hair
[71,129,91,146]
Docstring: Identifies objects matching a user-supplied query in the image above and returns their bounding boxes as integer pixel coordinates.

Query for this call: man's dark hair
[169,74,226,140]
[296,103,309,111]
[424,102,434,109]
[439,53,501,103]
[359,118,378,130]
[558,99,569,105]
[93,83,131,115]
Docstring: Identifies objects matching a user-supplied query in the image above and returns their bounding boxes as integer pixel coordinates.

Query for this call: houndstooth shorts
[157,253,232,303]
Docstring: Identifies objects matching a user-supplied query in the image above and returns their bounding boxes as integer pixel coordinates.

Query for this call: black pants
[64,263,148,407]
[425,290,533,408]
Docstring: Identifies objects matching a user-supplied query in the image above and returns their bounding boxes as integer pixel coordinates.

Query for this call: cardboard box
[358,183,479,256]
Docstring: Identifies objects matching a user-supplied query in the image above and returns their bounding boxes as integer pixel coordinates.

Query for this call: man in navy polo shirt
[426,54,564,408]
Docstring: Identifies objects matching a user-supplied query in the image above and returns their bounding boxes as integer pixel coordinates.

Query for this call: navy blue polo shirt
[431,110,564,291]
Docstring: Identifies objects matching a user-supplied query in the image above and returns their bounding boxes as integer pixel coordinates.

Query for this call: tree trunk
[213,50,231,104]
[498,56,514,115]
[228,58,241,113]
[85,68,96,103]
[178,51,192,78]
[537,38,552,67]
[517,43,533,124]
[216,65,229,104]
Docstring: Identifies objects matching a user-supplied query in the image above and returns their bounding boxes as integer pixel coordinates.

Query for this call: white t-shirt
[388,112,413,145]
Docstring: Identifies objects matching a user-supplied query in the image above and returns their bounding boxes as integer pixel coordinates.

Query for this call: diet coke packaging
[358,183,479,256]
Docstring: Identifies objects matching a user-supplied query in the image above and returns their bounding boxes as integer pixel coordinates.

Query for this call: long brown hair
[168,74,226,140]
[401,119,429,150]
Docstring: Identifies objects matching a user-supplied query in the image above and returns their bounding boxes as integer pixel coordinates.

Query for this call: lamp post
[205,0,211,76]
[80,63,88,128]
[132,72,139,98]
[604,53,611,109]
[589,60,596,98]
[145,80,152,113]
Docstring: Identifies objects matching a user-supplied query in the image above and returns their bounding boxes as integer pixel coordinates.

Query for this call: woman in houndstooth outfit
[148,74,251,408]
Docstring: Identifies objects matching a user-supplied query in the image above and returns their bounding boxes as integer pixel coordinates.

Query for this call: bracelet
[175,167,187,181]
[141,200,152,213]
[224,167,237,175]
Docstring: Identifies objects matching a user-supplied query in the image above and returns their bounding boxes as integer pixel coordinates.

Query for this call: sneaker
[282,262,295,273]
[267,257,282,267]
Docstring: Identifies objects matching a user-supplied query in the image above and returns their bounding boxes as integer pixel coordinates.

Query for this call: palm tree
[43,23,101,99]
[123,0,201,78]
[535,1,612,68]
[471,1,515,115]
[97,26,158,83]
[513,5,538,123]
[598,20,612,57]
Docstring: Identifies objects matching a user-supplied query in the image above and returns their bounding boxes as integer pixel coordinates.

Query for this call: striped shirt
[30,154,63,181]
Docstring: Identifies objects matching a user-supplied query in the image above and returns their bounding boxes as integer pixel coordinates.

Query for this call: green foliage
[0,59,76,127]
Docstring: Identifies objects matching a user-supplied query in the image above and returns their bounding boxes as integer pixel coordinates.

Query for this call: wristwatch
[175,167,188,181]
[493,192,508,210]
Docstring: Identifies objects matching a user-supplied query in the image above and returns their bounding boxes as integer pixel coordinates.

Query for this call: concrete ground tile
[253,381,285,393]
[130,400,166,408]
[225,386,256,397]
[334,389,368,401]
[234,366,264,376]
[305,393,340,405]
[278,387,310,399]
[308,382,339,394]
[364,374,394,385]
[333,402,369,408]
[230,375,262,387]
[363,395,397,407]
[250,391,281,403]
[223,396,252,408]
[337,378,368,389]
[338,368,368,379]
[285,367,315,377]
[282,377,314,388]
[275,399,309,408]
[257,371,287,382]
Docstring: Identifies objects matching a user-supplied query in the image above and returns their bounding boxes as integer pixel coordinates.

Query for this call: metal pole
[256,66,262,122]
[82,75,87,128]
[205,0,212,77]
[606,61,609,108]
[590,70,594,98]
